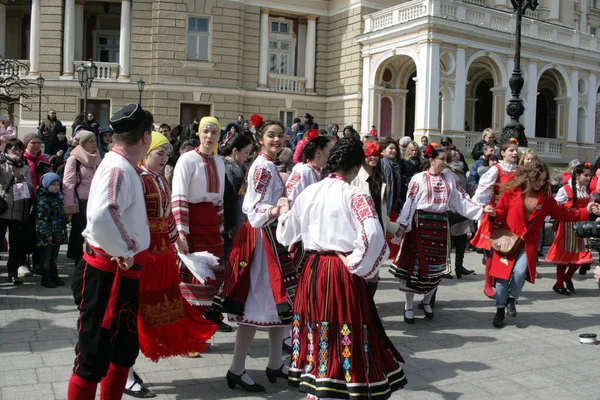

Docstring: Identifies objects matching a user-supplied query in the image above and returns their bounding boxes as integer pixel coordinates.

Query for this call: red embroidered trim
[347,192,378,272]
[107,168,137,252]
[111,146,143,174]
[260,152,275,162]
[329,173,349,183]
[196,151,220,194]
[253,166,272,197]
[285,172,301,196]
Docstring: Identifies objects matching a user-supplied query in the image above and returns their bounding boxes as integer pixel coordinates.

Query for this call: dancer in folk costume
[277,137,407,400]
[124,132,218,398]
[489,160,598,328]
[67,104,153,400]
[390,144,494,324]
[546,163,594,295]
[171,116,233,333]
[213,120,297,393]
[470,139,519,298]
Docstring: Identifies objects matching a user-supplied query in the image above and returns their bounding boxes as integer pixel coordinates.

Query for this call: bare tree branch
[0,56,33,116]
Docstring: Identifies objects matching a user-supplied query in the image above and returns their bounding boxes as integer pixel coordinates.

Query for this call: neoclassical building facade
[1,0,599,161]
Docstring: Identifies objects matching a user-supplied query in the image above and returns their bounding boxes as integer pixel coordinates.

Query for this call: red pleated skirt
[178,202,224,306]
[470,213,492,250]
[290,252,407,400]
[138,247,218,362]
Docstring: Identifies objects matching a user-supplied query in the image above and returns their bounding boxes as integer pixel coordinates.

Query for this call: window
[97,35,120,63]
[279,111,295,128]
[187,17,210,61]
[80,100,111,126]
[269,41,292,75]
[180,103,211,127]
[591,27,597,35]
[271,21,289,34]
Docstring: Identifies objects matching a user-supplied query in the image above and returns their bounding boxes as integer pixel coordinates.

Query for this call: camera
[0,154,24,169]
[575,221,600,238]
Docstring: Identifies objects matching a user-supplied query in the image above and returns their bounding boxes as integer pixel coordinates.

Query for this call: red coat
[489,188,589,284]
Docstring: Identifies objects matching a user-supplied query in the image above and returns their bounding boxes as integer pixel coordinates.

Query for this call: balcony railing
[464,132,481,150]
[534,138,563,156]
[363,0,598,52]
[73,61,119,81]
[268,74,307,93]
[0,60,30,78]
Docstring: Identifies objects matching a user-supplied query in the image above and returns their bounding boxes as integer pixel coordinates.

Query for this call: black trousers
[0,218,26,277]
[67,200,87,264]
[453,234,468,269]
[71,260,139,383]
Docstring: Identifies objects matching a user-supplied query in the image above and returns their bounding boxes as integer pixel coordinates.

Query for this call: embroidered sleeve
[107,168,138,253]
[172,158,191,234]
[397,176,420,232]
[346,192,389,279]
[243,166,276,228]
[472,165,499,205]
[285,171,303,205]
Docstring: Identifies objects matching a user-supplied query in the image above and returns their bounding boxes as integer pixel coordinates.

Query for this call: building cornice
[227,0,390,17]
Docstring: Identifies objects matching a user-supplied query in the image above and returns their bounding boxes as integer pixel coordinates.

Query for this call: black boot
[493,307,505,328]
[367,281,378,298]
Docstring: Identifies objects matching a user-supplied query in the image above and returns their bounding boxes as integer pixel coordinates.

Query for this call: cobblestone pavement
[1,248,600,400]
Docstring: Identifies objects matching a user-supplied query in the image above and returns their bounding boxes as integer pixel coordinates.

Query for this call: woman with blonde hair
[402,141,422,183]
[471,128,497,160]
[519,148,539,166]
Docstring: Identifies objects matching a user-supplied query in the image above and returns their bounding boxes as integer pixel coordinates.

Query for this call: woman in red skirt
[277,136,407,400]
[546,162,594,295]
[214,120,297,393]
[126,132,218,398]
[171,116,232,333]
[471,139,519,298]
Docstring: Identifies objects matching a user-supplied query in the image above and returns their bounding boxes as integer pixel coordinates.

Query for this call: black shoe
[506,298,517,317]
[553,284,570,296]
[41,280,57,288]
[54,277,65,286]
[226,370,265,392]
[422,303,434,320]
[456,266,475,279]
[565,280,575,293]
[133,371,144,384]
[265,365,288,383]
[493,308,505,328]
[537,251,544,258]
[282,337,293,353]
[579,266,589,275]
[218,321,233,332]
[123,383,156,398]
[442,273,454,279]
[7,276,22,285]
[404,309,415,324]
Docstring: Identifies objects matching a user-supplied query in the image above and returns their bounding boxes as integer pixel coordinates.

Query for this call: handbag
[489,226,524,257]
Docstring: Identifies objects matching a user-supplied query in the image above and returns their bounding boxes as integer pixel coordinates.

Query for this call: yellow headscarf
[199,116,221,155]
[140,131,170,166]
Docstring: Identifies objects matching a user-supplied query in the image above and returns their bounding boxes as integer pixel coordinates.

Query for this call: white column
[580,0,589,32]
[118,0,131,80]
[28,0,41,75]
[62,0,75,76]
[258,8,270,88]
[75,3,84,61]
[304,15,317,93]
[548,0,560,21]
[453,45,467,131]
[0,3,6,58]
[586,73,597,144]
[568,68,579,142]
[490,87,506,131]
[361,55,371,132]
[415,40,440,135]
[524,60,538,138]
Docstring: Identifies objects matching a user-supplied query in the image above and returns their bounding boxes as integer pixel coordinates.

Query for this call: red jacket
[489,188,589,284]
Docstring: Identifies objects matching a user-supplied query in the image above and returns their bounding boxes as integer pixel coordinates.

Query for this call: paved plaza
[1,249,600,400]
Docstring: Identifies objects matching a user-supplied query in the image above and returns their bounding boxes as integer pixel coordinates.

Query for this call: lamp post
[36,75,44,125]
[77,60,97,114]
[137,77,145,105]
[501,0,539,147]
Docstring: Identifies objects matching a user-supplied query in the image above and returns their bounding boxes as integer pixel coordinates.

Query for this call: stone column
[548,0,560,21]
[568,68,579,142]
[580,0,589,32]
[586,73,597,144]
[490,87,506,131]
[304,15,317,93]
[361,55,371,132]
[396,89,408,138]
[465,98,477,131]
[453,44,467,131]
[258,8,270,88]
[28,0,41,75]
[524,59,538,138]
[75,3,84,61]
[414,39,440,136]
[62,0,75,77]
[118,0,131,80]
[0,3,5,58]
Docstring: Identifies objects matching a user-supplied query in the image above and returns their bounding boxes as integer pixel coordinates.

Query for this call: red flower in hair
[509,137,519,145]
[363,142,380,158]
[585,162,591,168]
[424,144,436,158]
[305,129,319,142]
[250,114,264,128]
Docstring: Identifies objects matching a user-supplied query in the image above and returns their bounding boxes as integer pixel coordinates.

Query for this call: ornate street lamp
[137,78,145,105]
[77,60,96,114]
[36,75,44,124]
[501,0,539,147]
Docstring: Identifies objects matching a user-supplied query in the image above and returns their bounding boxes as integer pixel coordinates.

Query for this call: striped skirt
[389,211,450,295]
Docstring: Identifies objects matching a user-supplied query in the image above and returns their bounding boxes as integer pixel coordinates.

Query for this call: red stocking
[484,256,495,298]
[555,265,567,288]
[68,374,98,400]
[100,363,130,400]
[565,264,581,282]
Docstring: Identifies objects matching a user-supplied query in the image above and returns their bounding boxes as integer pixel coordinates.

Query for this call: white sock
[126,368,142,391]
[268,326,287,372]
[423,289,436,313]
[229,324,257,376]
[405,293,415,319]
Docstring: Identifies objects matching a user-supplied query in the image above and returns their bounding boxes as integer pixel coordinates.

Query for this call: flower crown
[508,137,519,145]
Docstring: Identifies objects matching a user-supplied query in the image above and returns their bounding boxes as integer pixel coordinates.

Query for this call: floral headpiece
[306,129,319,142]
[584,162,591,168]
[363,142,381,158]
[250,114,264,129]
[423,143,437,159]
[508,137,519,145]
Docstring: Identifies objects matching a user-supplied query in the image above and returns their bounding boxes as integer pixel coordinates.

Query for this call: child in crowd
[36,173,67,288]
